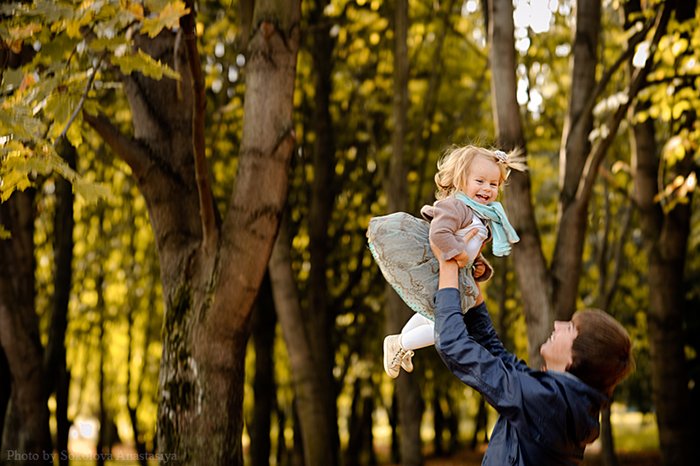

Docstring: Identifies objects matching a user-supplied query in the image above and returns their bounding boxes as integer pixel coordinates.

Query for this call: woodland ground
[62,443,662,465]
[414,448,661,466]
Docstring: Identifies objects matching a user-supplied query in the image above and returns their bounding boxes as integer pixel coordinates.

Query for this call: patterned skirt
[367,212,478,320]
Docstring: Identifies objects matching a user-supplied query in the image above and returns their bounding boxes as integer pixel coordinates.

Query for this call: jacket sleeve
[428,198,473,261]
[434,288,532,418]
[463,301,530,372]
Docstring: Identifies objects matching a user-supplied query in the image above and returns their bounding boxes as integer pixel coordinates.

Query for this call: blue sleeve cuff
[435,287,461,311]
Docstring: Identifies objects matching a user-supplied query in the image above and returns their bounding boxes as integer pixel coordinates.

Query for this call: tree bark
[0,350,9,446]
[85,1,300,463]
[304,0,341,463]
[44,137,76,465]
[0,190,52,465]
[250,274,276,466]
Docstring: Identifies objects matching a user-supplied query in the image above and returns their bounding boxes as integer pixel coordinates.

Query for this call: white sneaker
[383,335,414,378]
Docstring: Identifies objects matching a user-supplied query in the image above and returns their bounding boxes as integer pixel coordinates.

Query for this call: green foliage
[633,12,700,211]
[0,0,184,202]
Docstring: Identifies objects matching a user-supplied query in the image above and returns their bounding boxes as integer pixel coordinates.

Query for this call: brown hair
[568,309,635,397]
[434,145,527,199]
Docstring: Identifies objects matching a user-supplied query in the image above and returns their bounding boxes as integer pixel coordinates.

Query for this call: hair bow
[494,150,508,164]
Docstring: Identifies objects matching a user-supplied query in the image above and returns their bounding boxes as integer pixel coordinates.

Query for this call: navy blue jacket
[434,288,607,465]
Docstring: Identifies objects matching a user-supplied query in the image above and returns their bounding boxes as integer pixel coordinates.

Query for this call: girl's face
[540,320,578,371]
[463,156,501,204]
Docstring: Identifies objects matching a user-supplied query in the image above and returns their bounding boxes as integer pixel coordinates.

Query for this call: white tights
[399,313,435,350]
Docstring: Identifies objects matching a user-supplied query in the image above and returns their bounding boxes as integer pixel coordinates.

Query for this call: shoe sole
[383,336,398,378]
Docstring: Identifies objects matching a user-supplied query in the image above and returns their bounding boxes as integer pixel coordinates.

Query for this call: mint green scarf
[455,192,519,257]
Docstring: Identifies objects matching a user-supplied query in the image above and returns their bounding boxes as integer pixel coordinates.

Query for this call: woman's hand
[455,229,484,269]
[453,251,470,268]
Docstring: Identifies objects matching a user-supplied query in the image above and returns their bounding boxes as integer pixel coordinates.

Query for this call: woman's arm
[432,239,530,372]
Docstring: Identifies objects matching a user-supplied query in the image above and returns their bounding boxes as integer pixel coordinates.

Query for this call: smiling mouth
[475,194,490,203]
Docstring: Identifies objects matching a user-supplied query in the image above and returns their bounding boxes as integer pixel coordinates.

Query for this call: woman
[431,240,634,465]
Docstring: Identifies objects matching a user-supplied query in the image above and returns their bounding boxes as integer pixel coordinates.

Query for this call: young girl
[366,145,525,378]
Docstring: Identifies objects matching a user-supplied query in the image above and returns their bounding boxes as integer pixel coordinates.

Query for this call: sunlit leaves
[0,142,71,201]
[112,49,179,79]
[141,0,189,38]
[0,0,187,201]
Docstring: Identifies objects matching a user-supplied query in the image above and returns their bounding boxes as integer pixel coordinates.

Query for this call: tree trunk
[0,190,52,465]
[126,214,149,466]
[488,0,551,367]
[0,350,9,447]
[305,0,340,462]
[97,223,107,466]
[269,218,338,466]
[44,137,76,465]
[250,274,276,466]
[630,88,695,466]
[432,389,445,457]
[549,0,601,321]
[599,405,617,466]
[346,381,361,466]
[85,1,300,463]
[387,1,423,465]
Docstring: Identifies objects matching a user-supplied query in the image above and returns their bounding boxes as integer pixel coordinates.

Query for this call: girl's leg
[384,314,434,378]
[400,313,435,351]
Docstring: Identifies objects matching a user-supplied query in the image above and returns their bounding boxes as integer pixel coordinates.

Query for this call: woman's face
[540,320,578,371]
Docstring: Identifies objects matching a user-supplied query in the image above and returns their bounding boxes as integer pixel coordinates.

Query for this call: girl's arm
[428,197,474,261]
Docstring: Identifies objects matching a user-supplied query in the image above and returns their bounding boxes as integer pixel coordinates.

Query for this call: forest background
[0,0,699,466]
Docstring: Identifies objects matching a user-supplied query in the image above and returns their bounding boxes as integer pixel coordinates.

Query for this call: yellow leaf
[661,104,671,121]
[127,2,144,19]
[9,40,23,54]
[671,38,688,57]
[66,19,82,39]
[141,1,190,38]
[672,100,690,119]
[112,49,180,80]
[9,23,43,41]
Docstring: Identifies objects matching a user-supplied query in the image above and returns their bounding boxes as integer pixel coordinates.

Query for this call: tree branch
[568,14,655,147]
[181,0,218,253]
[59,52,106,141]
[82,112,151,177]
[578,4,671,203]
[603,201,632,308]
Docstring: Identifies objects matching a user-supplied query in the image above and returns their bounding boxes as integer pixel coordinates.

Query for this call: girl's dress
[367,210,480,320]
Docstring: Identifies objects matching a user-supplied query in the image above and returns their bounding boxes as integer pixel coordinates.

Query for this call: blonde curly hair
[434,145,527,200]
